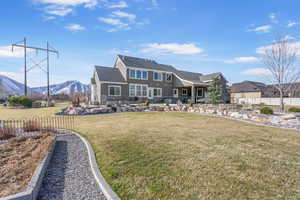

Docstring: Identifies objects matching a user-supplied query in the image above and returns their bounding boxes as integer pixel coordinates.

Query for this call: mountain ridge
[0,74,89,96]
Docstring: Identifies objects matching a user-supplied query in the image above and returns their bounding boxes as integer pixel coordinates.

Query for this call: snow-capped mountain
[0,75,89,97]
[32,80,90,95]
[0,74,29,96]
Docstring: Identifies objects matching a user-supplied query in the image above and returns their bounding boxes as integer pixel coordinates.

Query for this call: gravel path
[38,134,107,200]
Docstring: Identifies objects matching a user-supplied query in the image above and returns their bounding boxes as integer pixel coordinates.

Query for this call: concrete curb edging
[0,136,57,200]
[72,132,121,200]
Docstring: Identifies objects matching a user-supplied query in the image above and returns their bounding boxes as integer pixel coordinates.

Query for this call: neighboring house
[91,55,228,105]
[230,80,300,105]
[230,81,267,103]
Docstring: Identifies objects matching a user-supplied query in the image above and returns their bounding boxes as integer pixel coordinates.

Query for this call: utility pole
[47,42,50,103]
[24,38,27,96]
[12,38,59,105]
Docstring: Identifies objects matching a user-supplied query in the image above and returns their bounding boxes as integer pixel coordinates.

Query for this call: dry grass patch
[74,112,300,200]
[0,132,55,197]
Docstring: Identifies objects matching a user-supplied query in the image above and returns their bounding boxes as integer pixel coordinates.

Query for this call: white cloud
[35,0,98,17]
[112,11,136,22]
[225,56,260,64]
[98,17,128,27]
[35,0,98,7]
[269,13,276,20]
[287,21,299,28]
[141,43,204,55]
[106,1,128,8]
[256,41,300,55]
[107,48,131,55]
[44,5,73,16]
[249,25,272,33]
[0,46,25,58]
[65,23,86,31]
[98,16,132,32]
[242,68,271,76]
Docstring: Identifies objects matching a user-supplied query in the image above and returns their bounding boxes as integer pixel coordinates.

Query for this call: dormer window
[129,69,148,80]
[166,73,172,82]
[153,72,162,81]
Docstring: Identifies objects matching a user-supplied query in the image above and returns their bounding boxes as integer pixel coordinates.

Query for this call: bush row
[8,96,33,107]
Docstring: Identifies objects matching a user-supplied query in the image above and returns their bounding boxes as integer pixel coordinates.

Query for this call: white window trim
[108,85,121,96]
[166,73,172,82]
[173,89,178,97]
[153,72,163,81]
[153,88,162,97]
[129,69,148,80]
[182,89,188,96]
[197,88,204,97]
[129,84,148,97]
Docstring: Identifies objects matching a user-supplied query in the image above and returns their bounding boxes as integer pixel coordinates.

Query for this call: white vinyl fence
[235,98,300,106]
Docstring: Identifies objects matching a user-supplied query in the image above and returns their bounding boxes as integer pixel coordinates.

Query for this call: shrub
[189,102,194,107]
[8,96,33,107]
[23,120,41,132]
[288,107,300,113]
[0,127,16,140]
[260,107,274,115]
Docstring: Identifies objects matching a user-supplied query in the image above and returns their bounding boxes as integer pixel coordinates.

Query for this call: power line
[12,38,59,105]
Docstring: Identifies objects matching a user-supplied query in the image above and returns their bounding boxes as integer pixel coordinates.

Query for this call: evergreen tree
[208,77,222,104]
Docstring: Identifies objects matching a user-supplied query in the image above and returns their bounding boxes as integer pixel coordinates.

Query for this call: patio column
[191,85,195,103]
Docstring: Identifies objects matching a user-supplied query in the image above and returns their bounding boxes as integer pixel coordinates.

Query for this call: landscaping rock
[281,114,297,120]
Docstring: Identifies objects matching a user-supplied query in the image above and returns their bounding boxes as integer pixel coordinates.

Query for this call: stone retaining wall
[59,104,300,130]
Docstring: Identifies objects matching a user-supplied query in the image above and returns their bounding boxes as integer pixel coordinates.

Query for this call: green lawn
[1,107,300,199]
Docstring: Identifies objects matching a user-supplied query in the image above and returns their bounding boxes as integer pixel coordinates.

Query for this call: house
[230,80,300,105]
[230,81,267,103]
[91,55,228,105]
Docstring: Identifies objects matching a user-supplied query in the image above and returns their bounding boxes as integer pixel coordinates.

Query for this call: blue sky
[1,0,300,86]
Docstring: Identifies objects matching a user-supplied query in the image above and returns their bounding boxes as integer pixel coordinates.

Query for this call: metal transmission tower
[12,38,59,104]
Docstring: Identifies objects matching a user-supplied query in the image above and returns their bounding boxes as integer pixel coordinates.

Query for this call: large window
[166,73,172,82]
[153,88,162,97]
[129,69,148,80]
[153,72,162,81]
[197,88,204,97]
[108,85,121,96]
[129,84,148,97]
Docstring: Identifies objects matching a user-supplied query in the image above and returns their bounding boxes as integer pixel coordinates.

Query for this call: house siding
[115,57,127,81]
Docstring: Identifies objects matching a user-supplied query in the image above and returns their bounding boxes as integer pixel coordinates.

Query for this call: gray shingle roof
[118,55,177,72]
[118,55,224,84]
[94,66,126,83]
[230,81,266,93]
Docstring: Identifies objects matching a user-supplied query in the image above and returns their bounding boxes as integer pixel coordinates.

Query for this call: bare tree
[261,35,300,111]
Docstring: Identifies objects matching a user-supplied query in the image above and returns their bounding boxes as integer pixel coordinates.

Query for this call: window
[166,73,172,82]
[129,84,148,97]
[129,69,135,79]
[129,84,135,97]
[173,89,178,97]
[142,85,147,96]
[142,71,148,80]
[153,88,162,97]
[197,88,204,97]
[153,72,162,81]
[108,85,121,96]
[136,70,141,79]
[136,85,142,96]
[129,69,148,80]
[182,89,188,95]
[173,89,178,95]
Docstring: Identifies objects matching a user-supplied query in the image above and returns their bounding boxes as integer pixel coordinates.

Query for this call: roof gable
[94,66,126,83]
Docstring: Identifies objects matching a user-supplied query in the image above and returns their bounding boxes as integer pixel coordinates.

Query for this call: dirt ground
[0,132,55,197]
